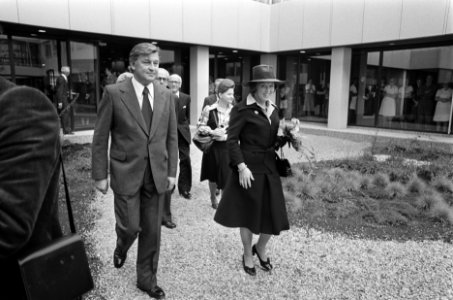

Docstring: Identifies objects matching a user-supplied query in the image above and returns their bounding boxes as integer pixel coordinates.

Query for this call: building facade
[1,0,452,134]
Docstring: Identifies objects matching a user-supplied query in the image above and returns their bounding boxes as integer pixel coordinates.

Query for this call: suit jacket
[55,75,69,108]
[92,78,178,195]
[0,86,62,299]
[175,92,191,144]
[203,94,217,109]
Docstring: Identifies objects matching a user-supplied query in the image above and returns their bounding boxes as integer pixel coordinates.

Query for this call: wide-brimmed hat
[247,64,282,85]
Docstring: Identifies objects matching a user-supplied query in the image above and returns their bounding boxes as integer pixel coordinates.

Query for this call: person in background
[116,66,134,83]
[278,83,290,120]
[92,43,178,300]
[203,78,224,109]
[0,77,63,300]
[155,68,176,230]
[55,66,73,134]
[168,74,192,200]
[416,75,436,130]
[198,79,235,209]
[348,79,358,124]
[303,78,316,116]
[156,68,169,88]
[433,82,453,132]
[103,67,117,86]
[378,77,398,128]
[214,65,290,276]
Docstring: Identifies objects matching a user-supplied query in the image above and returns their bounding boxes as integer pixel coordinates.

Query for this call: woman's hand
[198,126,212,135]
[239,168,254,189]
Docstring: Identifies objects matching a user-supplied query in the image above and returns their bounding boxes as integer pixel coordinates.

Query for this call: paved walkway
[82,131,453,300]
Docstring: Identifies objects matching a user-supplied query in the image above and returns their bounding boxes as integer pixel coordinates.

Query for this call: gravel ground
[85,134,453,300]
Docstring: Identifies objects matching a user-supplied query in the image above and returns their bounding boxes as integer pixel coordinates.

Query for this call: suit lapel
[149,83,164,138]
[119,79,149,136]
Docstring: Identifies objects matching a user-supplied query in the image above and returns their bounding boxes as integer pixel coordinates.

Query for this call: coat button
[144,156,148,161]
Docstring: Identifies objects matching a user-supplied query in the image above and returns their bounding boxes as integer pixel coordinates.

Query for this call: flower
[281,119,303,152]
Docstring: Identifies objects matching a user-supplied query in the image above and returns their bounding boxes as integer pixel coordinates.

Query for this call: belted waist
[241,146,275,153]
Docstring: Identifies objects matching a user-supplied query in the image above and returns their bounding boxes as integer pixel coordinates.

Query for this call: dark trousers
[60,107,72,133]
[177,133,192,193]
[113,164,163,290]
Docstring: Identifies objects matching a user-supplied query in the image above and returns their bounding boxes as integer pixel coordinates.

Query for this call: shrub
[372,173,390,188]
[432,177,453,194]
[385,182,407,198]
[406,176,426,195]
[429,198,453,224]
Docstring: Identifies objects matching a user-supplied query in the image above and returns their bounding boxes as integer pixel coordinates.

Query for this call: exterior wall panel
[331,0,364,47]
[260,4,271,52]
[17,0,70,29]
[111,0,150,38]
[0,0,18,23]
[69,0,111,34]
[302,0,331,49]
[150,0,183,42]
[444,0,453,34]
[211,0,239,48]
[276,0,304,51]
[362,0,402,43]
[400,0,448,39]
[182,0,212,45]
[268,1,280,52]
[238,0,263,51]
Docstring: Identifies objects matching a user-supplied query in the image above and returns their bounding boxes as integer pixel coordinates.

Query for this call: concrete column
[190,46,209,126]
[328,47,352,129]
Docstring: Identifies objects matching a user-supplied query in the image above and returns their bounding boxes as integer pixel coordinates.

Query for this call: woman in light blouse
[198,79,235,209]
[433,82,453,132]
[379,78,399,127]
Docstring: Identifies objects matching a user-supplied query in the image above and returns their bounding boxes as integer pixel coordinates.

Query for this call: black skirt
[214,171,290,235]
[200,141,231,189]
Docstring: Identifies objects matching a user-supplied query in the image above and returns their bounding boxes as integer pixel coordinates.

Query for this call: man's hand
[167,177,176,191]
[58,103,63,109]
[94,179,109,194]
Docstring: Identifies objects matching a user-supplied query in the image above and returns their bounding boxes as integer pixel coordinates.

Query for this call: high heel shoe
[242,255,256,276]
[252,245,273,271]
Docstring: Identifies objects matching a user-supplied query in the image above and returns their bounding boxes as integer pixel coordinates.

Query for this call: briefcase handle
[60,152,76,234]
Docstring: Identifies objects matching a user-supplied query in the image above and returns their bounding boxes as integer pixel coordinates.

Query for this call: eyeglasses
[157,77,168,81]
[168,80,180,84]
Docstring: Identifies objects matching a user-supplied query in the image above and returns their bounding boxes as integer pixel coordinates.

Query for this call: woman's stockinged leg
[256,233,271,261]
[240,227,254,267]
[209,181,218,208]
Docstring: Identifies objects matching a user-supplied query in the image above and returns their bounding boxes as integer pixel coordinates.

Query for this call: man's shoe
[113,247,126,268]
[179,190,192,199]
[162,220,176,229]
[139,286,166,299]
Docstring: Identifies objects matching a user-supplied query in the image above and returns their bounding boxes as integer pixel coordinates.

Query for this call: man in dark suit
[0,78,63,300]
[55,66,73,134]
[202,77,223,108]
[169,74,192,199]
[92,43,178,300]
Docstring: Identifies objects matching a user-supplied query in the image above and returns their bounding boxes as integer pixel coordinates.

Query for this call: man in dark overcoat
[0,77,62,299]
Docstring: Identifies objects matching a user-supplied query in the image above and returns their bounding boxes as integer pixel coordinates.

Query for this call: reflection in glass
[351,46,453,134]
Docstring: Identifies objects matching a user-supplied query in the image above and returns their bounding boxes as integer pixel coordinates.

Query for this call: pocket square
[182,105,186,109]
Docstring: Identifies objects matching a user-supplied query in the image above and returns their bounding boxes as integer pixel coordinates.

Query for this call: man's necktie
[142,87,153,131]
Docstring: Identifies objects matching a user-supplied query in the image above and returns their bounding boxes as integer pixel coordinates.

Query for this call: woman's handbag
[192,131,214,153]
[276,148,292,177]
[17,153,94,300]
[193,109,219,153]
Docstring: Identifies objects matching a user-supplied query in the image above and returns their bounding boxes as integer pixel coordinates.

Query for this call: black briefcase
[18,153,94,300]
[18,234,93,300]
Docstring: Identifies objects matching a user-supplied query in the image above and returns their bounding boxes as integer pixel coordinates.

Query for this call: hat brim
[245,79,283,85]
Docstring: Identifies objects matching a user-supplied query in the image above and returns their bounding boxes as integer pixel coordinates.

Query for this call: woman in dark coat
[199,79,235,209]
[214,65,290,276]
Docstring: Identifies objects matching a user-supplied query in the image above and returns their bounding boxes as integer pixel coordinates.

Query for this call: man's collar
[131,77,154,95]
[61,74,67,81]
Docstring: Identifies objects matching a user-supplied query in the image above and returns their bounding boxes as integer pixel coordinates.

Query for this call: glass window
[70,41,98,130]
[277,52,331,122]
[350,46,453,134]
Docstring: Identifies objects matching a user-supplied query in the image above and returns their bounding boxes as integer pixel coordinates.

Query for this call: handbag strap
[60,152,77,234]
